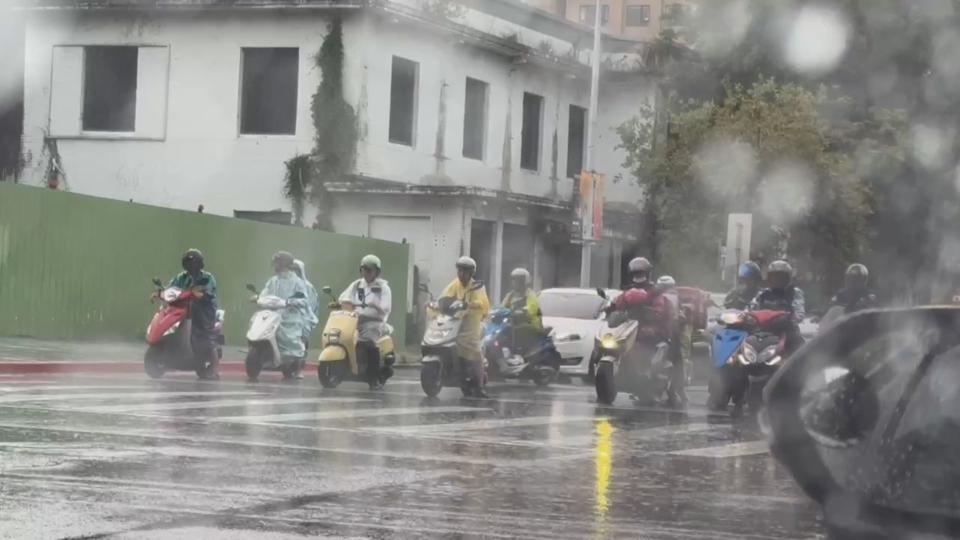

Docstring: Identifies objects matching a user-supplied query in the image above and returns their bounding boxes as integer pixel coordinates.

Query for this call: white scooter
[244,284,306,380]
[419,283,485,397]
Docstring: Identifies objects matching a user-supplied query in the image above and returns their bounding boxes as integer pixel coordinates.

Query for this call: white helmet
[456,256,477,272]
[510,268,530,284]
[656,275,676,288]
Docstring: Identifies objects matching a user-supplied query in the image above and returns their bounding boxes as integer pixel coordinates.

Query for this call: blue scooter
[707,310,751,410]
[482,306,561,387]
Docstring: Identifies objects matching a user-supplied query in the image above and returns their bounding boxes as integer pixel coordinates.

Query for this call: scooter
[244,283,306,381]
[591,288,672,405]
[316,286,396,388]
[709,309,791,414]
[707,310,751,410]
[420,282,485,398]
[144,277,224,379]
[482,306,560,386]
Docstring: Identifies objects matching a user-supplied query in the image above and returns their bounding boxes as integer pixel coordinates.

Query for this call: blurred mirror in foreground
[767,308,960,539]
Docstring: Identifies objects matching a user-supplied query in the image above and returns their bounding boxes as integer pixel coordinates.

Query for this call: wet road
[0,369,822,539]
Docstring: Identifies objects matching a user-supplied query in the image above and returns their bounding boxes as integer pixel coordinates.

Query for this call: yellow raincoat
[440,278,490,361]
[501,289,543,331]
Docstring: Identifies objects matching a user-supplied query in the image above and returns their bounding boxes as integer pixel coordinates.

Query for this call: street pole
[579,0,602,288]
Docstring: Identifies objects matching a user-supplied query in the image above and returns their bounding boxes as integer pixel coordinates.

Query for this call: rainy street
[0,369,822,539]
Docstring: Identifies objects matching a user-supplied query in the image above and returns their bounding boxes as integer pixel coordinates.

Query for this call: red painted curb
[0,360,248,374]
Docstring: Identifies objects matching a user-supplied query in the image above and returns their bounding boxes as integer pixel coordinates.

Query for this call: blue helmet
[738,261,762,281]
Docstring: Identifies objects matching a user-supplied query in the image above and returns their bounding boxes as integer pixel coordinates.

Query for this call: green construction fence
[0,183,409,347]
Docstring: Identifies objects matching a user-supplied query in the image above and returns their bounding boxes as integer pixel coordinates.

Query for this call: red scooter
[145,278,224,379]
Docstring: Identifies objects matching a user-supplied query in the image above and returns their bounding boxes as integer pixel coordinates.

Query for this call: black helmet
[767,260,793,290]
[181,249,204,271]
[845,263,869,290]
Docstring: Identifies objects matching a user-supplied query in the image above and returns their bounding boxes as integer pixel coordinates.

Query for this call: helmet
[845,263,869,289]
[656,275,676,288]
[360,254,382,271]
[738,261,762,281]
[510,268,530,283]
[628,257,653,274]
[456,256,477,272]
[272,251,295,270]
[767,260,793,289]
[181,249,204,271]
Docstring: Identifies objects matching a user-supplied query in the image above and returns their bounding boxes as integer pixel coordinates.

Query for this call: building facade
[18,0,653,310]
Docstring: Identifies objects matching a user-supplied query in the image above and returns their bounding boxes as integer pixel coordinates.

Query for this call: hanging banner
[579,170,604,242]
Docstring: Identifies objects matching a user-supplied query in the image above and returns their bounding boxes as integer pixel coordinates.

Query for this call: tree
[618,80,874,291]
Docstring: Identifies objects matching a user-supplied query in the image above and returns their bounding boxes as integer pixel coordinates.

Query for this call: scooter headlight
[737,344,758,365]
[758,345,781,366]
[327,328,342,344]
[600,335,619,350]
[162,288,181,303]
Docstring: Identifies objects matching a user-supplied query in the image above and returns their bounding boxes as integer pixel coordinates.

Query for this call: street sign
[579,170,604,242]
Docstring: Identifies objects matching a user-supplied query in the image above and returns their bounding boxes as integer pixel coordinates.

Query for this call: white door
[368,216,434,308]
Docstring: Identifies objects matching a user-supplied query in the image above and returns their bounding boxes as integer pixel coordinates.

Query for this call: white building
[17,0,654,306]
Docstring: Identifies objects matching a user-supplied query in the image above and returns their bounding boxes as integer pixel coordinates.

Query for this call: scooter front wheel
[532,366,555,387]
[245,345,266,381]
[144,347,166,379]
[420,362,443,397]
[318,362,343,388]
[595,362,617,404]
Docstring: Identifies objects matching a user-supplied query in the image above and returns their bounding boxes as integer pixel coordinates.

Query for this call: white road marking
[366,415,597,434]
[74,397,373,413]
[0,391,263,404]
[669,440,770,458]
[630,422,718,438]
[0,423,591,466]
[209,406,492,423]
[0,385,151,393]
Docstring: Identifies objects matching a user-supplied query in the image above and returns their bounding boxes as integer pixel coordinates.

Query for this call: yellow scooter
[316,286,396,388]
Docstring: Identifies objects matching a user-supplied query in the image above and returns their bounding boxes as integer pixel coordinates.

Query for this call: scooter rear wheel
[532,366,555,387]
[420,362,442,397]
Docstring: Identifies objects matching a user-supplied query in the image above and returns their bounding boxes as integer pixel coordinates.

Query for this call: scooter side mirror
[322,286,332,294]
[596,288,607,299]
[152,277,163,288]
[246,284,258,293]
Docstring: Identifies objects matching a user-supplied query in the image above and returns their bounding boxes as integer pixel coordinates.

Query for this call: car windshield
[539,291,604,320]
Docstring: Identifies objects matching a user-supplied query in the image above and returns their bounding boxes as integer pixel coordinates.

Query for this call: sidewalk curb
[0,360,249,375]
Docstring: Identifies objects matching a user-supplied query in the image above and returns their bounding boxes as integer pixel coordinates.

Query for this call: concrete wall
[21,10,328,216]
[0,183,409,346]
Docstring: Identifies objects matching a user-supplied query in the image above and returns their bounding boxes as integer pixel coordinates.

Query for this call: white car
[540,288,618,380]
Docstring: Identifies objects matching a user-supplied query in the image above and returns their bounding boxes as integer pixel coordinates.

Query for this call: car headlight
[554,333,581,342]
[600,335,619,350]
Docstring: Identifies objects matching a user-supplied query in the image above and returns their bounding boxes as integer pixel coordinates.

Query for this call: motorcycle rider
[751,260,806,353]
[167,249,220,380]
[656,275,687,407]
[440,256,491,398]
[259,251,310,381]
[500,268,544,353]
[293,259,320,379]
[614,257,673,340]
[339,255,393,390]
[725,262,763,310]
[829,263,877,313]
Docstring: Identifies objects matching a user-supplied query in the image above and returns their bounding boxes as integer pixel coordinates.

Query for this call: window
[579,4,610,25]
[83,46,138,132]
[462,77,488,160]
[625,4,652,26]
[567,105,587,178]
[389,56,419,146]
[240,48,299,135]
[520,92,543,171]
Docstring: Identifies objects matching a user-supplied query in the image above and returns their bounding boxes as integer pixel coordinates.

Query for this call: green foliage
[618,79,878,287]
[283,154,312,226]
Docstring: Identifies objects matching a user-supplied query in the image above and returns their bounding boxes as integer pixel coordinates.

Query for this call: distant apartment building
[520,0,689,42]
